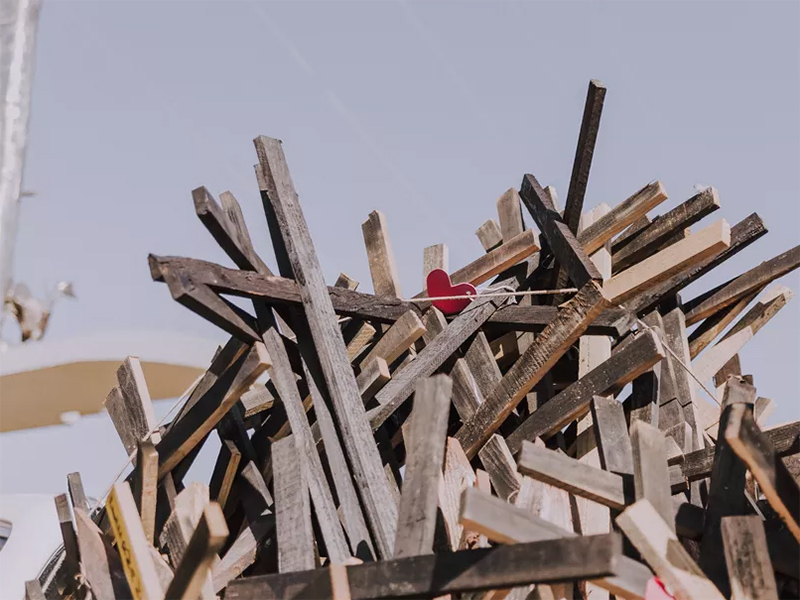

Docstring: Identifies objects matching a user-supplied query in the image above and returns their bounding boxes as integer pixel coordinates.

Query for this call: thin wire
[89,372,205,515]
[406,287,579,303]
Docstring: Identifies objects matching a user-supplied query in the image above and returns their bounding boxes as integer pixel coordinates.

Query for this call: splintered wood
[36,81,799,600]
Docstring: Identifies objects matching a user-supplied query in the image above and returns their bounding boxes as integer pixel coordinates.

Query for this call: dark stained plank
[149,254,631,335]
[254,136,398,559]
[519,173,602,288]
[394,375,452,557]
[157,342,270,476]
[683,244,800,325]
[459,487,651,600]
[627,212,768,316]
[457,281,609,458]
[674,419,799,481]
[209,439,241,511]
[612,187,720,273]
[720,516,779,600]
[628,370,660,428]
[591,396,634,476]
[724,403,800,542]
[630,421,673,532]
[225,534,622,600]
[505,327,664,454]
[165,502,229,600]
[272,436,316,573]
[699,377,756,597]
[212,515,275,593]
[578,181,668,256]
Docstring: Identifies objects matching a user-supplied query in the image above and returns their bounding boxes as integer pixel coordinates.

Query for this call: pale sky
[1,0,798,497]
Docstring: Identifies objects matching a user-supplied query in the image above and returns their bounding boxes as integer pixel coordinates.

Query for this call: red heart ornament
[425,269,477,315]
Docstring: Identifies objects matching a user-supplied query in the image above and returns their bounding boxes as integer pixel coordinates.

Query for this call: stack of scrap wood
[31,80,799,600]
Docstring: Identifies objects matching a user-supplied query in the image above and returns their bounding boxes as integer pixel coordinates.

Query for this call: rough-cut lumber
[362,209,402,298]
[520,173,602,287]
[209,439,240,511]
[359,310,425,369]
[505,328,664,454]
[683,244,800,325]
[720,516,779,600]
[438,437,476,551]
[688,289,760,359]
[165,502,228,600]
[630,421,673,531]
[578,181,668,255]
[497,187,525,242]
[422,243,448,283]
[272,436,316,573]
[616,499,724,600]
[478,434,522,502]
[133,440,158,544]
[67,471,89,514]
[459,487,651,600]
[157,342,270,476]
[724,403,800,542]
[225,535,622,600]
[604,219,731,303]
[25,581,46,600]
[106,482,164,600]
[627,212,767,315]
[457,281,609,457]
[517,441,627,511]
[612,187,720,273]
[699,378,755,596]
[255,136,398,559]
[73,506,130,600]
[476,219,503,252]
[394,375,452,557]
[212,515,274,592]
[591,396,634,476]
[335,272,359,290]
[54,494,80,581]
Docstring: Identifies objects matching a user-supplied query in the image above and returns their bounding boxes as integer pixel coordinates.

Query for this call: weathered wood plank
[362,209,403,298]
[724,403,800,542]
[699,377,755,596]
[688,289,760,359]
[438,437,476,551]
[423,243,449,284]
[616,499,724,600]
[627,213,767,315]
[630,420,673,531]
[394,375,452,557]
[255,136,398,559]
[54,493,80,581]
[457,281,609,458]
[67,471,89,513]
[478,434,521,503]
[459,487,651,600]
[578,181,667,256]
[612,187,720,273]
[476,219,503,252]
[106,481,164,600]
[520,173,602,288]
[591,396,634,476]
[24,581,46,600]
[335,272,359,290]
[505,328,664,454]
[165,502,228,600]
[683,244,800,325]
[272,436,316,572]
[605,219,731,303]
[225,535,622,600]
[720,516,779,600]
[359,310,425,370]
[497,188,525,242]
[133,440,158,544]
[73,507,132,600]
[210,439,241,511]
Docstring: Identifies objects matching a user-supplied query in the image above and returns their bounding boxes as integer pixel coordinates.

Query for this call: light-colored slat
[362,209,402,298]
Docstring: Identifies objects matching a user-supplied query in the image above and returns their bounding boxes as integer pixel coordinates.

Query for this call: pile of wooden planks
[32,81,799,600]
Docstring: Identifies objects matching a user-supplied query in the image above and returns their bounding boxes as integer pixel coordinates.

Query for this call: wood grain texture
[520,173,602,288]
[423,243,448,284]
[438,437,476,551]
[362,209,403,298]
[210,439,241,511]
[720,516,779,600]
[67,471,89,513]
[591,396,634,476]
[683,244,800,325]
[133,440,158,544]
[688,289,760,359]
[272,436,316,573]
[359,310,425,369]
[478,434,522,502]
[225,535,621,600]
[459,487,651,600]
[616,499,724,600]
[578,181,668,255]
[476,219,503,252]
[630,421,673,531]
[612,187,720,273]
[457,281,609,458]
[394,375,452,557]
[497,187,525,242]
[627,212,767,316]
[604,219,731,303]
[54,493,80,580]
[505,327,664,454]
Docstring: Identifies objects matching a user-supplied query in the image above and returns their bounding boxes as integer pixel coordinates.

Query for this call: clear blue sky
[2,0,798,496]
